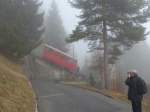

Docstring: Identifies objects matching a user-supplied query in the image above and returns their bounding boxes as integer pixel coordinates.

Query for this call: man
[125,70,147,112]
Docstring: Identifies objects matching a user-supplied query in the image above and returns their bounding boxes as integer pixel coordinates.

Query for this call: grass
[0,55,35,112]
[143,100,150,112]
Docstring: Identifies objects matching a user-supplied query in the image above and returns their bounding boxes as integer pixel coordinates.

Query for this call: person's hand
[127,73,131,78]
[128,74,131,78]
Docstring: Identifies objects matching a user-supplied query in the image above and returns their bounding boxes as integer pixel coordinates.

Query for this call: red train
[42,44,79,73]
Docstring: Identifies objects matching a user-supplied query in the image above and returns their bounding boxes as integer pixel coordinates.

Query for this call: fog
[42,0,80,34]
[118,42,150,83]
[42,0,88,67]
[41,0,150,75]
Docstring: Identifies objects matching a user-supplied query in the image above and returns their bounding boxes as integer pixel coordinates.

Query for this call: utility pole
[72,43,75,59]
[102,0,108,89]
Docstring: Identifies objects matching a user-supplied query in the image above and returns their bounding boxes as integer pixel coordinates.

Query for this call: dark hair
[130,72,137,77]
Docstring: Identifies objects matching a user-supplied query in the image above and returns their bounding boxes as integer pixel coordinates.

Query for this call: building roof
[43,44,78,73]
[44,44,77,62]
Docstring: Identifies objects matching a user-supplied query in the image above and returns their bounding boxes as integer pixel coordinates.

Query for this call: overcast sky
[41,0,150,68]
[42,0,88,67]
[42,0,80,34]
[42,0,150,36]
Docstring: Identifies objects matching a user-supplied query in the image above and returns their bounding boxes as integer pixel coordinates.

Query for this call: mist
[41,0,150,78]
[42,0,80,34]
[118,42,150,83]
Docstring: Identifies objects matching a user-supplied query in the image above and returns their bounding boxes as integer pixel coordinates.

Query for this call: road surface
[31,80,130,112]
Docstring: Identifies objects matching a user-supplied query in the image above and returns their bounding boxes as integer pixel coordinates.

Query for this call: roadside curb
[62,82,150,112]
[35,103,38,112]
[62,82,113,99]
[28,81,38,112]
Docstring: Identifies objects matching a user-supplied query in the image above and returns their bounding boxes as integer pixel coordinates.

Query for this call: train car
[42,44,79,73]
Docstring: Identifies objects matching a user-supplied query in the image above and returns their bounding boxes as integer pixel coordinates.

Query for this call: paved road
[31,80,130,112]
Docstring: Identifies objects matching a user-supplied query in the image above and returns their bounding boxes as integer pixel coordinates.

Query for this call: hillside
[0,55,35,112]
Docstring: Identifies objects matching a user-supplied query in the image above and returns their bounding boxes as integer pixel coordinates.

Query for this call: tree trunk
[102,20,108,89]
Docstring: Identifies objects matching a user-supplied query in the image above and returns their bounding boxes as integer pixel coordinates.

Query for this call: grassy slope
[0,55,35,112]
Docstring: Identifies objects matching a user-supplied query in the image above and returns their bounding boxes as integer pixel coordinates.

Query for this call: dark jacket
[125,75,143,101]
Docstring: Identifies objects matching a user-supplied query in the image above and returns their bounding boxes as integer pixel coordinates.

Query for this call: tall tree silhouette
[44,0,67,51]
[68,0,150,88]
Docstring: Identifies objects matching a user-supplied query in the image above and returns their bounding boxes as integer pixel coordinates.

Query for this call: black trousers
[131,100,142,112]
